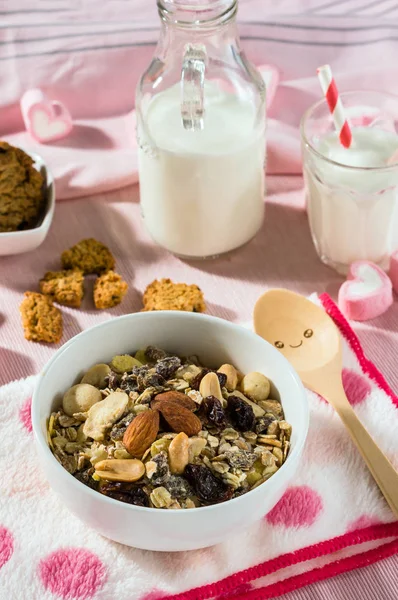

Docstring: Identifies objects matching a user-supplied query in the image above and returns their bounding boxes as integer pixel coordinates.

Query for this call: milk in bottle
[136,0,266,258]
[138,84,265,258]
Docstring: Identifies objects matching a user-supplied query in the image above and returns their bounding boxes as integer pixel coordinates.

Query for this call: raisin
[120,366,158,394]
[165,476,192,500]
[151,451,170,486]
[256,415,276,434]
[203,395,226,428]
[132,365,149,376]
[143,371,166,389]
[145,346,167,362]
[155,356,181,380]
[110,413,135,441]
[100,482,149,506]
[184,464,234,504]
[190,368,211,390]
[120,372,139,393]
[136,374,146,393]
[216,372,227,388]
[227,395,256,431]
[106,370,119,390]
[74,468,99,491]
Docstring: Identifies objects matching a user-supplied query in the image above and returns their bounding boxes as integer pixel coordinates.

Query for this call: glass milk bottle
[136,0,266,258]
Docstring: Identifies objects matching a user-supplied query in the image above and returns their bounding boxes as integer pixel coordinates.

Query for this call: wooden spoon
[254,288,398,518]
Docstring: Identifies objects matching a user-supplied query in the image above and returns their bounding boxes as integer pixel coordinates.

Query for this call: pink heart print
[20,88,73,143]
[338,260,393,321]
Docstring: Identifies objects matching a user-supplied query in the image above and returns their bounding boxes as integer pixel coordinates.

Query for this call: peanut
[199,372,223,401]
[168,432,189,474]
[94,458,145,482]
[218,364,239,391]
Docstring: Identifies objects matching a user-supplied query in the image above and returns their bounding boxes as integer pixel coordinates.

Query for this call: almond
[157,403,201,436]
[123,409,159,457]
[151,390,196,412]
[199,372,223,401]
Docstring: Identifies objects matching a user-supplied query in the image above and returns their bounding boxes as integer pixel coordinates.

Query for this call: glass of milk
[301,91,398,274]
[136,0,266,259]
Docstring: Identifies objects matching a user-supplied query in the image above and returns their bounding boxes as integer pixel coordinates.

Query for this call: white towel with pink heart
[0,295,397,600]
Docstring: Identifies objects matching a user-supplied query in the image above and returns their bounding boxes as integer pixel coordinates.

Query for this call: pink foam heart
[389,251,398,293]
[257,64,279,109]
[338,261,393,321]
[20,88,73,144]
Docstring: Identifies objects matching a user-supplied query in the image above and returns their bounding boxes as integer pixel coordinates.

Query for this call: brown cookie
[142,278,205,312]
[0,141,45,232]
[20,292,63,343]
[61,238,115,275]
[93,271,128,309]
[39,270,84,308]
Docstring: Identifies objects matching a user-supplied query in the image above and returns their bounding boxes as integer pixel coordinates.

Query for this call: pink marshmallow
[338,261,393,321]
[20,88,73,144]
[389,251,398,293]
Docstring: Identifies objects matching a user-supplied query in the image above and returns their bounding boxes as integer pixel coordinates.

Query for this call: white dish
[0,152,55,256]
[32,312,309,551]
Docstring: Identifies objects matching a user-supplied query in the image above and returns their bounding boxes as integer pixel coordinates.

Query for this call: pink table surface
[0,176,397,598]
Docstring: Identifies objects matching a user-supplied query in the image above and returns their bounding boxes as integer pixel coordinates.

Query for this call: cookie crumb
[61,238,115,275]
[19,292,63,343]
[39,270,84,308]
[94,271,128,309]
[142,278,205,312]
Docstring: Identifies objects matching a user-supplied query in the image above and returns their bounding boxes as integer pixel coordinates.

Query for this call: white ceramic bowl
[0,152,55,256]
[32,312,309,551]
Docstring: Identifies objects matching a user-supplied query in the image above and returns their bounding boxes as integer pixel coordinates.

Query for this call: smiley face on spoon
[253,289,339,373]
[274,328,314,350]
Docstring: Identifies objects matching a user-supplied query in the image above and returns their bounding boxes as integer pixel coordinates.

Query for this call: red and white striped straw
[317,64,352,149]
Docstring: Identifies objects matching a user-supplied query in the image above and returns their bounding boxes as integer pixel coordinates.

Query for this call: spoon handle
[332,388,398,518]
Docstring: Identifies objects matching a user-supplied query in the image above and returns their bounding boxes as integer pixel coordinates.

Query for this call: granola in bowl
[48,347,292,509]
